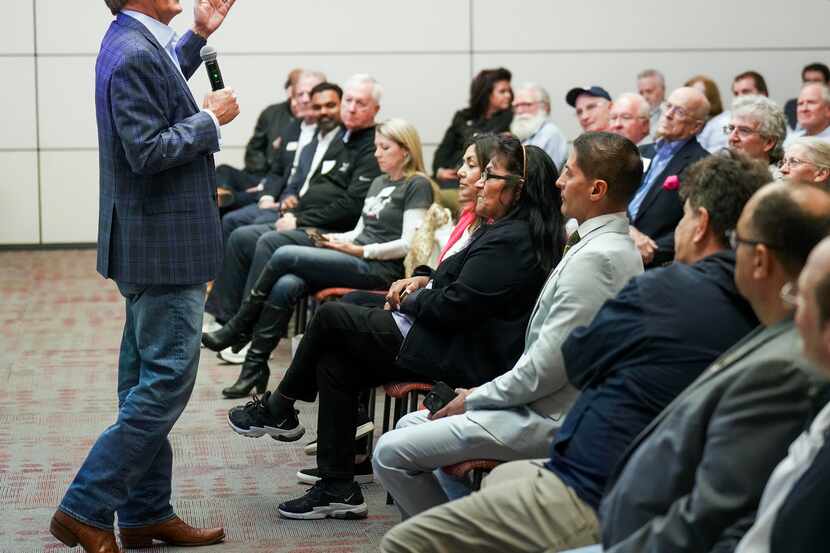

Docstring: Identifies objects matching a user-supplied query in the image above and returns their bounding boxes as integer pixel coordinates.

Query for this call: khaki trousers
[380,459,601,553]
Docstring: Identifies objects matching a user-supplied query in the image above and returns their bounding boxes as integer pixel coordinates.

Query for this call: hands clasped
[384,276,430,311]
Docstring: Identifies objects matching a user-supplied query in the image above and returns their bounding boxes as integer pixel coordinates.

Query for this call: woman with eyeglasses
[779,136,830,187]
[432,68,514,189]
[225,136,566,520]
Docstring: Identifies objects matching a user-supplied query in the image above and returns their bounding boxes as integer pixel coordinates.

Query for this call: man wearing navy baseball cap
[567,86,613,133]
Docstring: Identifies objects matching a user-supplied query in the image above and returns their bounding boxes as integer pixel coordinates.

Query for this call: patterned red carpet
[0,250,399,553]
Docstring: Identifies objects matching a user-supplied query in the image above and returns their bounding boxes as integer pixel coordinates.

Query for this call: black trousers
[215,165,261,212]
[278,302,421,480]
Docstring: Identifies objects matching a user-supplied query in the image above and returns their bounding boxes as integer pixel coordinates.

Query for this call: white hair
[615,92,650,118]
[637,69,665,87]
[345,73,383,104]
[732,95,788,162]
[515,82,551,110]
[801,82,830,104]
[788,136,830,169]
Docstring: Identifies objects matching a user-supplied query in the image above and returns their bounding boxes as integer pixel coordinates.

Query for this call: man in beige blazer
[373,132,644,519]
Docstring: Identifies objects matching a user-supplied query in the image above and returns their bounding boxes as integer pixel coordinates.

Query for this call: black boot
[222,304,292,399]
[202,266,279,353]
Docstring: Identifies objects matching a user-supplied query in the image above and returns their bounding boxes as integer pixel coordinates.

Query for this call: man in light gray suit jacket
[373,132,644,520]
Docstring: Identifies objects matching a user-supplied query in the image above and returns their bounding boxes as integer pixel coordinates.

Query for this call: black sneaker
[297,456,374,485]
[278,481,368,520]
[227,392,305,442]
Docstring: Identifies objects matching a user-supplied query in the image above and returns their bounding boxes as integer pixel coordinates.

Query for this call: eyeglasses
[780,281,800,307]
[610,114,648,123]
[723,124,763,138]
[727,229,782,251]
[661,101,701,122]
[777,156,817,169]
[481,169,522,184]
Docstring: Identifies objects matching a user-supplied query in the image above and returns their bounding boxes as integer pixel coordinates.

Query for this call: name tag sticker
[321,160,336,174]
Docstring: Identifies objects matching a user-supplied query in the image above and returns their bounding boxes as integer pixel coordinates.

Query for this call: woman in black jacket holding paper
[225,135,566,520]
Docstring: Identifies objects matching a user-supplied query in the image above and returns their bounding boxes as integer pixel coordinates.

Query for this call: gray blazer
[601,320,819,553]
[464,212,643,446]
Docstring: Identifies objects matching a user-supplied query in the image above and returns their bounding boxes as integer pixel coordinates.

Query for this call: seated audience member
[566,86,612,133]
[733,70,770,98]
[609,93,651,145]
[203,75,381,325]
[599,181,830,553]
[784,63,830,130]
[433,68,513,187]
[220,70,325,242]
[780,137,830,187]
[378,150,769,553]
[727,95,787,170]
[784,82,830,146]
[374,131,644,519]
[204,118,433,397]
[629,86,709,267]
[685,74,729,153]
[511,82,568,168]
[226,139,565,520]
[215,68,302,211]
[637,69,666,143]
[734,235,830,553]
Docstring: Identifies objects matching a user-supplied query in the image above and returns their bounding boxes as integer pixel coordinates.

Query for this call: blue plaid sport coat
[95,13,222,285]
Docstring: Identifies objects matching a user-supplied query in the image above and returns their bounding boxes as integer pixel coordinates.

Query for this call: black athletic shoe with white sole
[297,456,374,485]
[227,392,305,442]
[278,481,368,520]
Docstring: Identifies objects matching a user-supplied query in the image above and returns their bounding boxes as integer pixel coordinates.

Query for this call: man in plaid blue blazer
[50,1,239,551]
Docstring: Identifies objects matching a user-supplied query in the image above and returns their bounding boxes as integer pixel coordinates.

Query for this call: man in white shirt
[734,235,830,553]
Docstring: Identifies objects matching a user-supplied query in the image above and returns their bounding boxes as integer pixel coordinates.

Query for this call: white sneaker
[218,343,249,364]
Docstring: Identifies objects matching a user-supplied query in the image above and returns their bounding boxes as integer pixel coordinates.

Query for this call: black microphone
[199,45,225,91]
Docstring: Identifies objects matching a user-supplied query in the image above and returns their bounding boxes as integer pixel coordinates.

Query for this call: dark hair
[488,135,565,273]
[803,63,830,84]
[470,133,500,173]
[817,268,830,325]
[681,151,771,245]
[750,183,830,276]
[734,70,769,96]
[469,68,512,120]
[310,82,343,100]
[104,0,128,14]
[572,132,644,208]
[685,75,723,117]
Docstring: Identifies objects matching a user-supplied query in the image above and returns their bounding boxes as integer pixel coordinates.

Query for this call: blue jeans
[59,282,205,529]
[261,244,387,309]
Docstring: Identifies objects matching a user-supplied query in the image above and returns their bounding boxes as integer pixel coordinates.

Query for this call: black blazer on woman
[432,108,513,185]
[396,217,546,388]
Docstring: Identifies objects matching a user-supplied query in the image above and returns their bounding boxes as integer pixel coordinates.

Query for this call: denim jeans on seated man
[58,282,205,528]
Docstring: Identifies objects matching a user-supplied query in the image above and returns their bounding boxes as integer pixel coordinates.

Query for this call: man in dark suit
[49,1,238,552]
[378,151,767,553]
[214,68,302,211]
[628,86,710,267]
[600,181,830,553]
[732,234,830,553]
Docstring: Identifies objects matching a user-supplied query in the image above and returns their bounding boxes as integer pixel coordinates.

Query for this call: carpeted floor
[0,250,400,553]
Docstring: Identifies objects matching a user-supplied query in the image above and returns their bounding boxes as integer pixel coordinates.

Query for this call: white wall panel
[475,50,830,141]
[3,1,35,54]
[1,58,38,149]
[35,0,114,54]
[37,56,97,149]
[472,0,830,51]
[0,152,39,244]
[40,151,99,244]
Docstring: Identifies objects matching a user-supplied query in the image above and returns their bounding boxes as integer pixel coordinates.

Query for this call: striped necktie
[563,230,581,255]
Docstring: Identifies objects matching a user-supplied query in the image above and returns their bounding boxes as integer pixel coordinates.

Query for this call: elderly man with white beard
[511,83,569,168]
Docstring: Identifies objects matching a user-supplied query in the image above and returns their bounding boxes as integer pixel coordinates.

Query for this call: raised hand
[193,0,236,38]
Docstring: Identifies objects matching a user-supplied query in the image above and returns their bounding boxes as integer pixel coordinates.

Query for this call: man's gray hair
[515,82,551,112]
[616,92,651,118]
[104,0,129,15]
[345,73,383,104]
[637,69,665,87]
[298,70,327,84]
[732,95,788,162]
[802,82,830,104]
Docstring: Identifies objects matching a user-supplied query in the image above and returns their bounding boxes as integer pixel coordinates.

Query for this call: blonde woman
[204,118,435,398]
[780,136,830,186]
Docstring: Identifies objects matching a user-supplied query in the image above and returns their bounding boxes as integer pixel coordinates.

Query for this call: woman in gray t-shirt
[206,118,435,398]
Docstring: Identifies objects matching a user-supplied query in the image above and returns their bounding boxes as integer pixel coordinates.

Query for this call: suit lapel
[634,140,693,224]
[115,14,199,112]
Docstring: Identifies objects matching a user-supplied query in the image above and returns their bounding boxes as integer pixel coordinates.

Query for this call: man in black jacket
[378,152,768,553]
[628,86,710,267]
[205,76,380,324]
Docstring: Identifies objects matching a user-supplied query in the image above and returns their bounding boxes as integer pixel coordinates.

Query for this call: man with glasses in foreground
[726,95,788,173]
[628,86,710,267]
[599,180,830,552]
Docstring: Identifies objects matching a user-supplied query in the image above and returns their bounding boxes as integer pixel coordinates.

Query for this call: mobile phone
[423,382,458,414]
